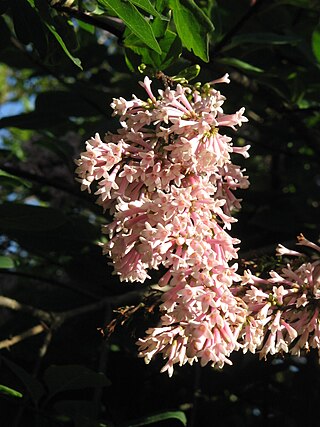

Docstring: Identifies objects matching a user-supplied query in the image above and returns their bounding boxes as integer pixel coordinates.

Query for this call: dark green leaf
[53,15,79,51]
[155,29,181,69]
[120,411,187,427]
[125,47,144,71]
[2,357,45,404]
[99,0,161,54]
[0,384,23,398]
[44,365,111,399]
[169,0,214,62]
[217,57,264,73]
[0,169,32,189]
[54,400,96,419]
[11,0,47,56]
[312,25,320,63]
[0,256,15,269]
[44,22,82,69]
[0,203,67,232]
[224,32,302,51]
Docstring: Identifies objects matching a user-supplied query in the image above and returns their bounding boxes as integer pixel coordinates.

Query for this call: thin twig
[0,296,53,324]
[0,289,146,328]
[0,324,45,350]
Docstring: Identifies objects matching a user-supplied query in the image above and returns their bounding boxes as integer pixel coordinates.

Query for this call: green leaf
[0,203,67,232]
[125,47,143,71]
[76,19,95,34]
[150,7,169,38]
[129,0,167,20]
[224,32,302,51]
[0,384,23,398]
[120,411,187,427]
[155,29,181,69]
[44,365,111,400]
[2,357,45,404]
[125,28,181,70]
[312,25,320,63]
[172,64,201,82]
[99,0,161,53]
[0,256,14,269]
[0,169,32,189]
[44,21,82,69]
[169,0,214,62]
[217,57,264,73]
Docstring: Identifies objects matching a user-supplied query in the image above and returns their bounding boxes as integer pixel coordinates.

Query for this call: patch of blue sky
[0,94,36,147]
[0,100,24,118]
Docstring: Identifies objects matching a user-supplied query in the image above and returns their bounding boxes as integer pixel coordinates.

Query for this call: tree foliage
[0,0,320,426]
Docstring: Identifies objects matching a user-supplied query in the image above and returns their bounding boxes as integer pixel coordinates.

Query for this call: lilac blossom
[75,75,251,374]
[75,76,320,375]
[240,235,320,360]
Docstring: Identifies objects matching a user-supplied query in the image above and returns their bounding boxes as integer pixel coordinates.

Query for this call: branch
[0,163,82,200]
[0,296,53,324]
[0,289,147,328]
[0,324,45,350]
[50,3,125,39]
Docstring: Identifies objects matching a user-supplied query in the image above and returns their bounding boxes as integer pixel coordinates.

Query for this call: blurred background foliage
[0,0,320,426]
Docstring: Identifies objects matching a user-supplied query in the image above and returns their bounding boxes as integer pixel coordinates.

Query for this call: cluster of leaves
[0,0,320,426]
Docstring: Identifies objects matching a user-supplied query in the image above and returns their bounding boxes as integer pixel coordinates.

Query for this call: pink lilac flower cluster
[240,235,320,360]
[75,75,251,375]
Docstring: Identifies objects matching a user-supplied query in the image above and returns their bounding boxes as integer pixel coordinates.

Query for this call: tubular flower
[239,234,320,360]
[75,75,250,375]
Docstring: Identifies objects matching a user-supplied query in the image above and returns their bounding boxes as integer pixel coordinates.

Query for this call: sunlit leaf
[125,28,181,70]
[0,384,23,398]
[0,256,14,269]
[169,0,214,62]
[129,0,167,20]
[0,169,32,188]
[312,25,320,63]
[99,0,161,54]
[76,19,95,34]
[172,64,201,82]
